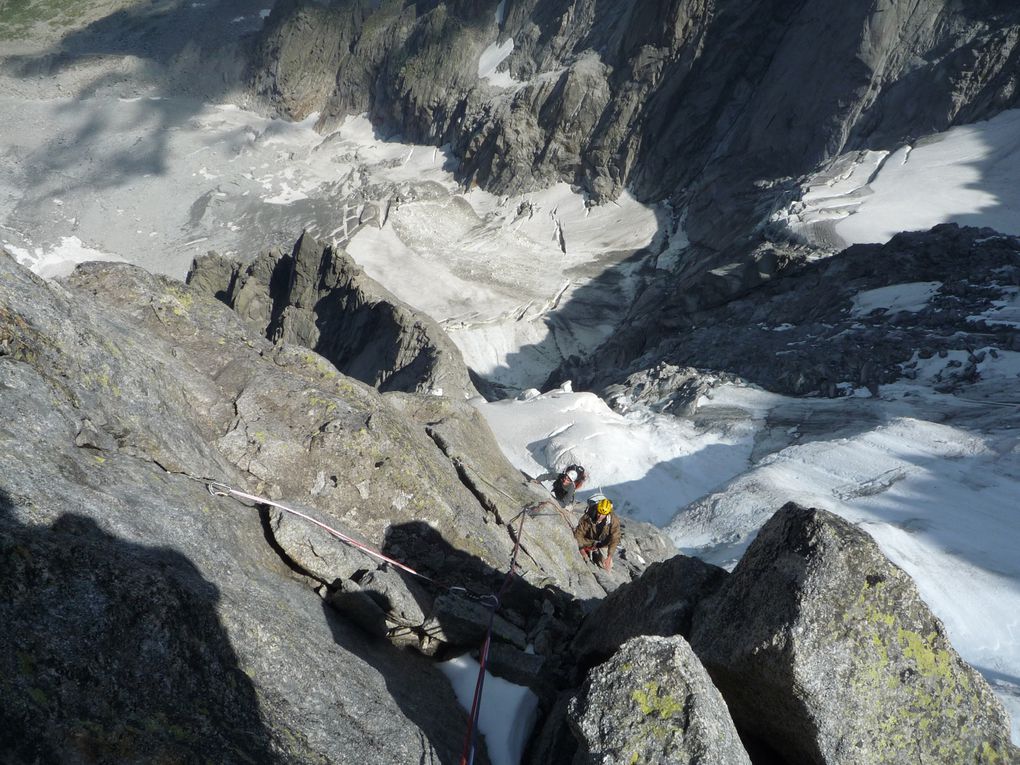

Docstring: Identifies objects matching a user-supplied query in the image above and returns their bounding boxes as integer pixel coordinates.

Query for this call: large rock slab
[571,553,728,669]
[567,635,752,765]
[690,502,1018,765]
[2,249,674,760]
[1,251,507,763]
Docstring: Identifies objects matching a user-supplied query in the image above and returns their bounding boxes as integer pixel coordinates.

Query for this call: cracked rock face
[0,249,677,761]
[187,231,478,400]
[690,502,1018,765]
[566,635,752,765]
[250,0,1020,257]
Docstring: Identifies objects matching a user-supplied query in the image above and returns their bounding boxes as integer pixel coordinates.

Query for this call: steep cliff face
[188,232,479,400]
[0,249,679,762]
[249,0,1020,256]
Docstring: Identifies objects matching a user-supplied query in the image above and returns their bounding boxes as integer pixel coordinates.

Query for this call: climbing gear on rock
[204,479,532,765]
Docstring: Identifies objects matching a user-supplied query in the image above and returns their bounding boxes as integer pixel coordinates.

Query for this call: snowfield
[478,379,1020,742]
[778,108,1020,249]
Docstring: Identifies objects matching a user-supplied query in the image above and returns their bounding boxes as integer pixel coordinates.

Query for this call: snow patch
[477,387,756,525]
[439,655,539,765]
[478,38,519,88]
[780,109,1020,247]
[6,236,123,279]
[851,281,941,317]
[971,287,1020,328]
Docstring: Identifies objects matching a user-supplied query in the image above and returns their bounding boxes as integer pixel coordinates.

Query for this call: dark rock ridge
[249,0,1020,257]
[532,503,1018,764]
[187,231,478,400]
[0,249,678,762]
[560,224,1020,399]
[570,553,727,670]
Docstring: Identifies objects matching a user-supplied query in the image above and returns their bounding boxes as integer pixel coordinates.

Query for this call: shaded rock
[571,554,728,670]
[187,232,477,399]
[603,363,733,416]
[573,224,1020,399]
[0,511,278,764]
[266,506,377,584]
[1,251,509,762]
[525,692,579,765]
[422,592,528,650]
[348,565,431,629]
[324,563,433,646]
[567,635,752,765]
[481,642,547,689]
[690,502,1018,765]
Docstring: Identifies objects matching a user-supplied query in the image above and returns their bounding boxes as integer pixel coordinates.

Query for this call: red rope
[458,508,528,765]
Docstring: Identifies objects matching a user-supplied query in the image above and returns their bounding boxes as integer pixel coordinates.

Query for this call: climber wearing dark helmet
[535,464,586,505]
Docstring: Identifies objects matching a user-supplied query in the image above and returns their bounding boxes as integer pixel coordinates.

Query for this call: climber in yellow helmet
[573,494,621,571]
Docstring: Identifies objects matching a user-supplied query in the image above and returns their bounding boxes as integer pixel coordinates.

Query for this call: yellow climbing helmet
[588,494,613,515]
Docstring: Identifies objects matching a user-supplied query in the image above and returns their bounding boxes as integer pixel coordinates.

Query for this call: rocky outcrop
[600,363,738,416]
[571,553,727,670]
[690,502,1018,765]
[566,635,752,765]
[187,231,478,399]
[565,224,1020,399]
[1,248,684,760]
[0,253,479,762]
[529,501,1017,763]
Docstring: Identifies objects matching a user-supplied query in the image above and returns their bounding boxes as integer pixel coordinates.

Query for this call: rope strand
[206,479,544,765]
[206,482,433,582]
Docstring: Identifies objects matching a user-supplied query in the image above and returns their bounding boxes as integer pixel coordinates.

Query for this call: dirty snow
[851,281,941,317]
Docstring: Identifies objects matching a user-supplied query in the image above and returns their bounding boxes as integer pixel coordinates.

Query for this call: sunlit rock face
[252,0,1020,247]
[690,502,1018,765]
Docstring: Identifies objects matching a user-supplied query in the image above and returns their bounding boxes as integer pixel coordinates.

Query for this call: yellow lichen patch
[897,628,954,682]
[980,741,1002,764]
[839,575,1005,763]
[632,682,684,720]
